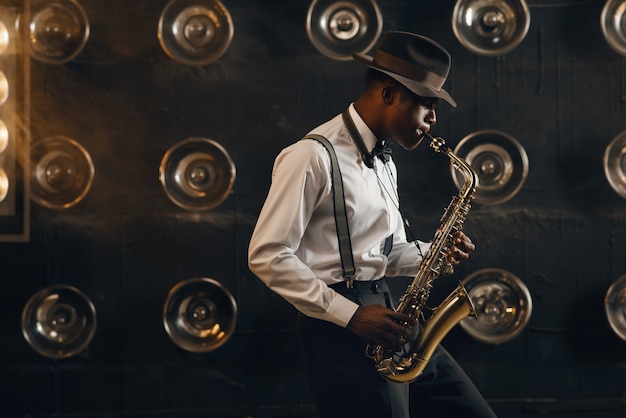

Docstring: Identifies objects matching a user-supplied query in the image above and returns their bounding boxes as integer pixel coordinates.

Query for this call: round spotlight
[0,167,8,202]
[159,137,235,211]
[461,268,532,344]
[29,0,90,64]
[603,130,626,199]
[158,0,234,66]
[31,135,95,209]
[605,274,626,341]
[452,0,531,56]
[601,0,626,56]
[163,277,237,353]
[453,129,529,205]
[0,71,8,106]
[0,19,9,56]
[306,0,383,60]
[21,284,97,359]
[0,119,8,154]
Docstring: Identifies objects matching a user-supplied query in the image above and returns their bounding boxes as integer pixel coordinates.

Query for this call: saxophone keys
[365,341,383,359]
[376,358,398,376]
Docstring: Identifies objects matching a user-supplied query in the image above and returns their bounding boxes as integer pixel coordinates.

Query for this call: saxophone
[366,134,479,384]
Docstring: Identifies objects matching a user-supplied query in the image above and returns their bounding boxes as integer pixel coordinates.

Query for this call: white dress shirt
[248,104,430,328]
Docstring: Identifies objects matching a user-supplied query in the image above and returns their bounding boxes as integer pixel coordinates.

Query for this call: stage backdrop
[1,0,625,417]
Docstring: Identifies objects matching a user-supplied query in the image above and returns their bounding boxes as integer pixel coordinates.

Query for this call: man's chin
[411,135,426,150]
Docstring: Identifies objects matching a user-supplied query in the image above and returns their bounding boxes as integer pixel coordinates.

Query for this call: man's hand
[448,231,475,265]
[346,304,416,350]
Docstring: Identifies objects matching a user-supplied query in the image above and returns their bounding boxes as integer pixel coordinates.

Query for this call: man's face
[386,90,438,150]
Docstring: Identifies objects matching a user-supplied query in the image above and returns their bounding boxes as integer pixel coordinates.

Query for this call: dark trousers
[297,279,498,418]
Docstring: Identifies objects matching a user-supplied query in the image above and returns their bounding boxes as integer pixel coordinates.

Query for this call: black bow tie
[371,140,392,164]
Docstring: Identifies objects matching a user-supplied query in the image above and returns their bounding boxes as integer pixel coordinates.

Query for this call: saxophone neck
[426,133,478,199]
[452,153,479,199]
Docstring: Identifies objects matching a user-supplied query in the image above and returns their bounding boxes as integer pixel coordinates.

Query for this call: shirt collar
[348,103,378,153]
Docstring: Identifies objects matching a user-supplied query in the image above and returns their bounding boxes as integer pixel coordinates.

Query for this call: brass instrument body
[367,134,479,383]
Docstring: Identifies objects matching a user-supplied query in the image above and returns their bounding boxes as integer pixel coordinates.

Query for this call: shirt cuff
[322,293,360,328]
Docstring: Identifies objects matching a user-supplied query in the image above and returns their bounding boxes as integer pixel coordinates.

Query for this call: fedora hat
[353,31,457,107]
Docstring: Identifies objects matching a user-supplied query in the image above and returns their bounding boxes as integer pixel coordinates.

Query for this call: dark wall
[1,0,626,417]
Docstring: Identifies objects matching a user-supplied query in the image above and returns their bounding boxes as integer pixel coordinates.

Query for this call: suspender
[304,134,393,288]
[305,134,356,286]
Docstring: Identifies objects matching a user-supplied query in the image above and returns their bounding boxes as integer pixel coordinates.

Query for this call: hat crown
[375,32,451,80]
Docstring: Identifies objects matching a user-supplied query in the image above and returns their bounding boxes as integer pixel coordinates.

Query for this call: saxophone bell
[371,282,476,383]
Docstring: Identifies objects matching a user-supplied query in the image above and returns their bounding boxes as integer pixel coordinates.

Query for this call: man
[248,32,496,418]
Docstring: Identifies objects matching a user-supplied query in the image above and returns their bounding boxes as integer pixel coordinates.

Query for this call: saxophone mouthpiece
[428,134,447,153]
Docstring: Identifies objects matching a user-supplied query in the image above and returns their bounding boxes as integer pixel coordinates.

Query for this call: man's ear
[381,86,395,105]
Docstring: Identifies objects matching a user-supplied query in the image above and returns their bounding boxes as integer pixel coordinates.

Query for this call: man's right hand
[346,304,416,350]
